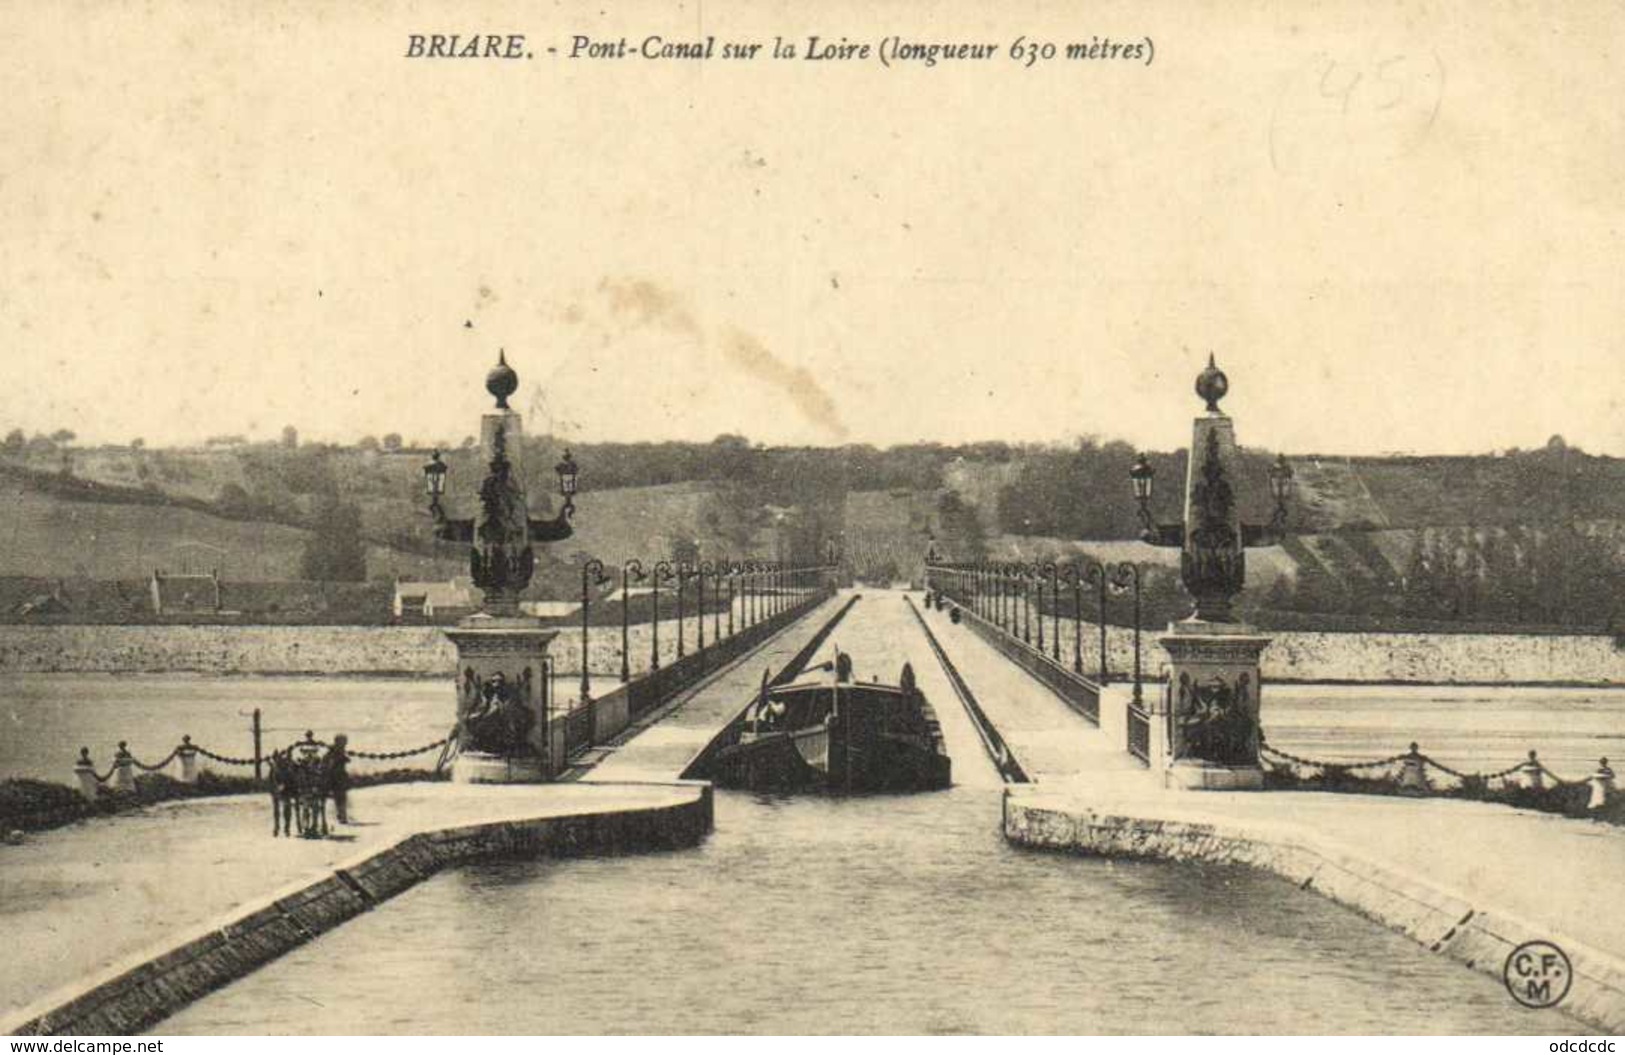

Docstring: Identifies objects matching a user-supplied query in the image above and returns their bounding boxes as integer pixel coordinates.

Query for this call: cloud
[588,277,848,441]
[720,327,848,441]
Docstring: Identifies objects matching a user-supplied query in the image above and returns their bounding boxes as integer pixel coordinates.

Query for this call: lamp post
[1081,560,1109,683]
[675,561,690,659]
[1128,355,1293,789]
[1111,561,1144,705]
[423,352,582,785]
[1031,563,1046,652]
[620,559,645,683]
[708,562,724,645]
[580,559,609,704]
[696,560,712,656]
[725,562,738,637]
[1061,564,1083,674]
[651,561,674,671]
[996,564,1009,632]
[1041,562,1061,663]
[1021,565,1033,645]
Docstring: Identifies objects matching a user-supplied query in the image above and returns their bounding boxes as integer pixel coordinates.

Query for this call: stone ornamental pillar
[1138,357,1292,791]
[430,352,577,784]
[177,736,199,783]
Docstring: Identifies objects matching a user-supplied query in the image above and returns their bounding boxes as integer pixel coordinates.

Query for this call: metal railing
[924,557,1142,718]
[1126,704,1151,765]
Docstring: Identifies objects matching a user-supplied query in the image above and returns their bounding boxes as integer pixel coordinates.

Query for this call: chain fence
[1258,731,1617,821]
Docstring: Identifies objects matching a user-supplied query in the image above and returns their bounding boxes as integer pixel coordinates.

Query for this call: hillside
[3,434,1624,630]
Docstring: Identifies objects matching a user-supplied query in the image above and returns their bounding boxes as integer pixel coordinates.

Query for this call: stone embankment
[0,603,813,678]
[3,782,712,1036]
[1005,788,1625,1034]
[947,612,1625,686]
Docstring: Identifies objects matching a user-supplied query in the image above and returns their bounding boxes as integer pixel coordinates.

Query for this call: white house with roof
[392,577,478,623]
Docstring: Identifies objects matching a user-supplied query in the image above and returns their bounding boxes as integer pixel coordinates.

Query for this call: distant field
[0,486,463,584]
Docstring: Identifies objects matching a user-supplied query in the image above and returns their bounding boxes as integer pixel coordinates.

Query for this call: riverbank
[0,781,713,1036]
[1005,784,1625,1033]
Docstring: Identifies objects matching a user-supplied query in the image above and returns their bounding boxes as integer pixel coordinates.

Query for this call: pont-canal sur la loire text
[402,33,1156,67]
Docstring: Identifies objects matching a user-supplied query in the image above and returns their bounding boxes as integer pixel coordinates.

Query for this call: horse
[291,750,330,838]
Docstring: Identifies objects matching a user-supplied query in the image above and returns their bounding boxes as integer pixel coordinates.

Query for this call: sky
[3,0,1623,457]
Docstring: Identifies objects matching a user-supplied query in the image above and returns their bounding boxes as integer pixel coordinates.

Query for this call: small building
[16,582,69,617]
[150,569,222,616]
[519,599,581,620]
[393,577,478,623]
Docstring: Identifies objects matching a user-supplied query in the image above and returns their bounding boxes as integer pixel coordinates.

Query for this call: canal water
[162,784,1581,1035]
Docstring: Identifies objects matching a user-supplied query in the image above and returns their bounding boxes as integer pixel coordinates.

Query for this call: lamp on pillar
[423,450,448,518]
[555,449,579,516]
[1130,354,1292,791]
[427,351,583,785]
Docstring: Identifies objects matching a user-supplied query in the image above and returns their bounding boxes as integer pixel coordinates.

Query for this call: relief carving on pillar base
[456,663,544,758]
[1168,669,1259,768]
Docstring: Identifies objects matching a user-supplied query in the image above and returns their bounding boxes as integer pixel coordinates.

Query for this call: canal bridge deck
[585,590,1004,788]
[910,597,1158,790]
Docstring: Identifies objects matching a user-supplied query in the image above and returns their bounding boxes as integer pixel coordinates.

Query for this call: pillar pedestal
[1159,620,1270,791]
[444,614,558,784]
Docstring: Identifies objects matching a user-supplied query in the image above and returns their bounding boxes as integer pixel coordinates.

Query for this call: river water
[5,674,1622,784]
[161,784,1581,1034]
[9,609,1605,1033]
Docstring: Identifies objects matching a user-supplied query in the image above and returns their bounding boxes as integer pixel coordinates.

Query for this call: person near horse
[269,749,296,837]
[326,733,352,824]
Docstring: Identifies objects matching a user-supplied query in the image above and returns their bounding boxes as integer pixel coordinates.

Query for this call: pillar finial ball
[486,350,519,410]
[1195,353,1228,412]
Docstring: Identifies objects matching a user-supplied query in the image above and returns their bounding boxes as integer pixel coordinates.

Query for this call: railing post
[252,707,263,782]
[74,747,99,802]
[1589,757,1615,810]
[1398,743,1429,791]
[112,741,135,793]
[1520,750,1545,791]
[177,735,199,783]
